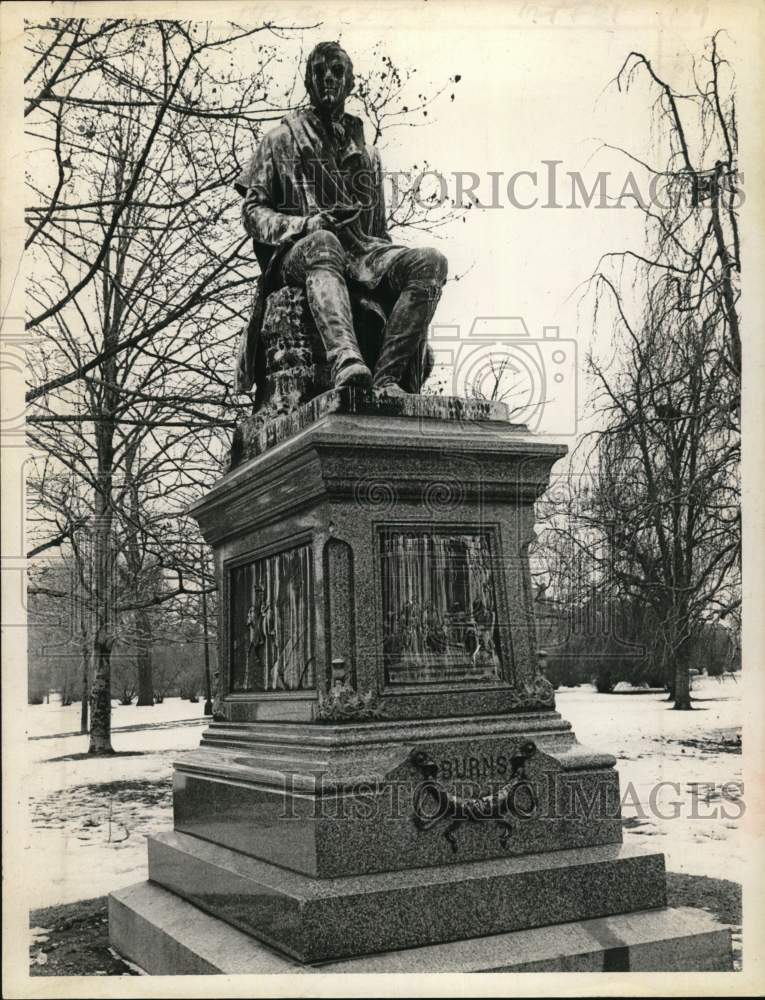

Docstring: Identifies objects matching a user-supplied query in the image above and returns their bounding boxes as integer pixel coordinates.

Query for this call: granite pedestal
[109,392,733,972]
[110,883,732,974]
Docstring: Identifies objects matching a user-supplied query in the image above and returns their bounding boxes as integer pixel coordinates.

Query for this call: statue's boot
[305,268,372,390]
[336,360,374,391]
[373,248,447,391]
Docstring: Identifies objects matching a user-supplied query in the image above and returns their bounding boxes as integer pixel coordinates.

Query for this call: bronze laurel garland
[409,740,538,852]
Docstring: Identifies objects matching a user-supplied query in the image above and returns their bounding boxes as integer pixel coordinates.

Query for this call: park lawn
[560,674,743,882]
[24,698,207,910]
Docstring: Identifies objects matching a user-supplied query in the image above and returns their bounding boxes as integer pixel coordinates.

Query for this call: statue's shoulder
[259,113,303,148]
[279,109,310,130]
[233,113,307,196]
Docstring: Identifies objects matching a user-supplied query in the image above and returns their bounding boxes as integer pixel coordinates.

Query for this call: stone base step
[109,880,732,974]
[145,831,666,963]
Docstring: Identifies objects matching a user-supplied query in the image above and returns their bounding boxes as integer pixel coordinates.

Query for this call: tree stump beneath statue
[260,287,335,410]
[231,286,435,469]
[232,286,379,468]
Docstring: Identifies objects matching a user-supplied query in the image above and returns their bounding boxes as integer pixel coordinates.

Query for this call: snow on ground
[26,697,205,740]
[558,674,743,883]
[23,678,742,910]
[24,698,206,910]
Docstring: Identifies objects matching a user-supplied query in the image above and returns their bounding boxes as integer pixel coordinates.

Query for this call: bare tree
[26,18,287,751]
[557,32,741,709]
[26,18,463,752]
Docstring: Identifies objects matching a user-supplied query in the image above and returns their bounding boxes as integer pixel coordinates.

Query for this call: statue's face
[309,48,352,112]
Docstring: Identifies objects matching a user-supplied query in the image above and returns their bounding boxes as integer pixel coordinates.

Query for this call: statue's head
[305,41,354,114]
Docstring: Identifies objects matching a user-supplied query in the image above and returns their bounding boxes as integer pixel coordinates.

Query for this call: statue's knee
[426,248,449,283]
[305,229,343,255]
[302,230,346,271]
[411,247,448,285]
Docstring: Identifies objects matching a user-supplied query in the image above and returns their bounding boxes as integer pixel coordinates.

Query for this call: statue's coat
[234,108,414,398]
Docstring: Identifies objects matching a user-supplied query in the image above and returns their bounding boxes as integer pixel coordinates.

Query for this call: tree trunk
[88,503,115,753]
[710,163,741,379]
[672,637,693,710]
[80,638,90,734]
[87,249,121,754]
[89,636,114,752]
[136,647,154,706]
[135,610,154,706]
[87,392,116,753]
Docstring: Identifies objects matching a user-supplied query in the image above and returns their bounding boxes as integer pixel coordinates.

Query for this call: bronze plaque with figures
[229,543,315,692]
[380,528,504,685]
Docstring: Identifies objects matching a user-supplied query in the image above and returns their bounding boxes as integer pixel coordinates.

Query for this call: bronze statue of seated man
[234,41,448,402]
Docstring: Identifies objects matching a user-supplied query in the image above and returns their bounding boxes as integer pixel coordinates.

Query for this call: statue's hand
[305,206,361,236]
[331,206,362,229]
[305,211,338,235]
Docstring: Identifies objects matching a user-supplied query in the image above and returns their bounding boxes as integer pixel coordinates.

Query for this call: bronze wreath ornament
[409,740,538,851]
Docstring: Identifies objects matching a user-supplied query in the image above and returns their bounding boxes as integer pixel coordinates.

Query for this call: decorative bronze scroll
[315,683,388,723]
[409,741,538,852]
